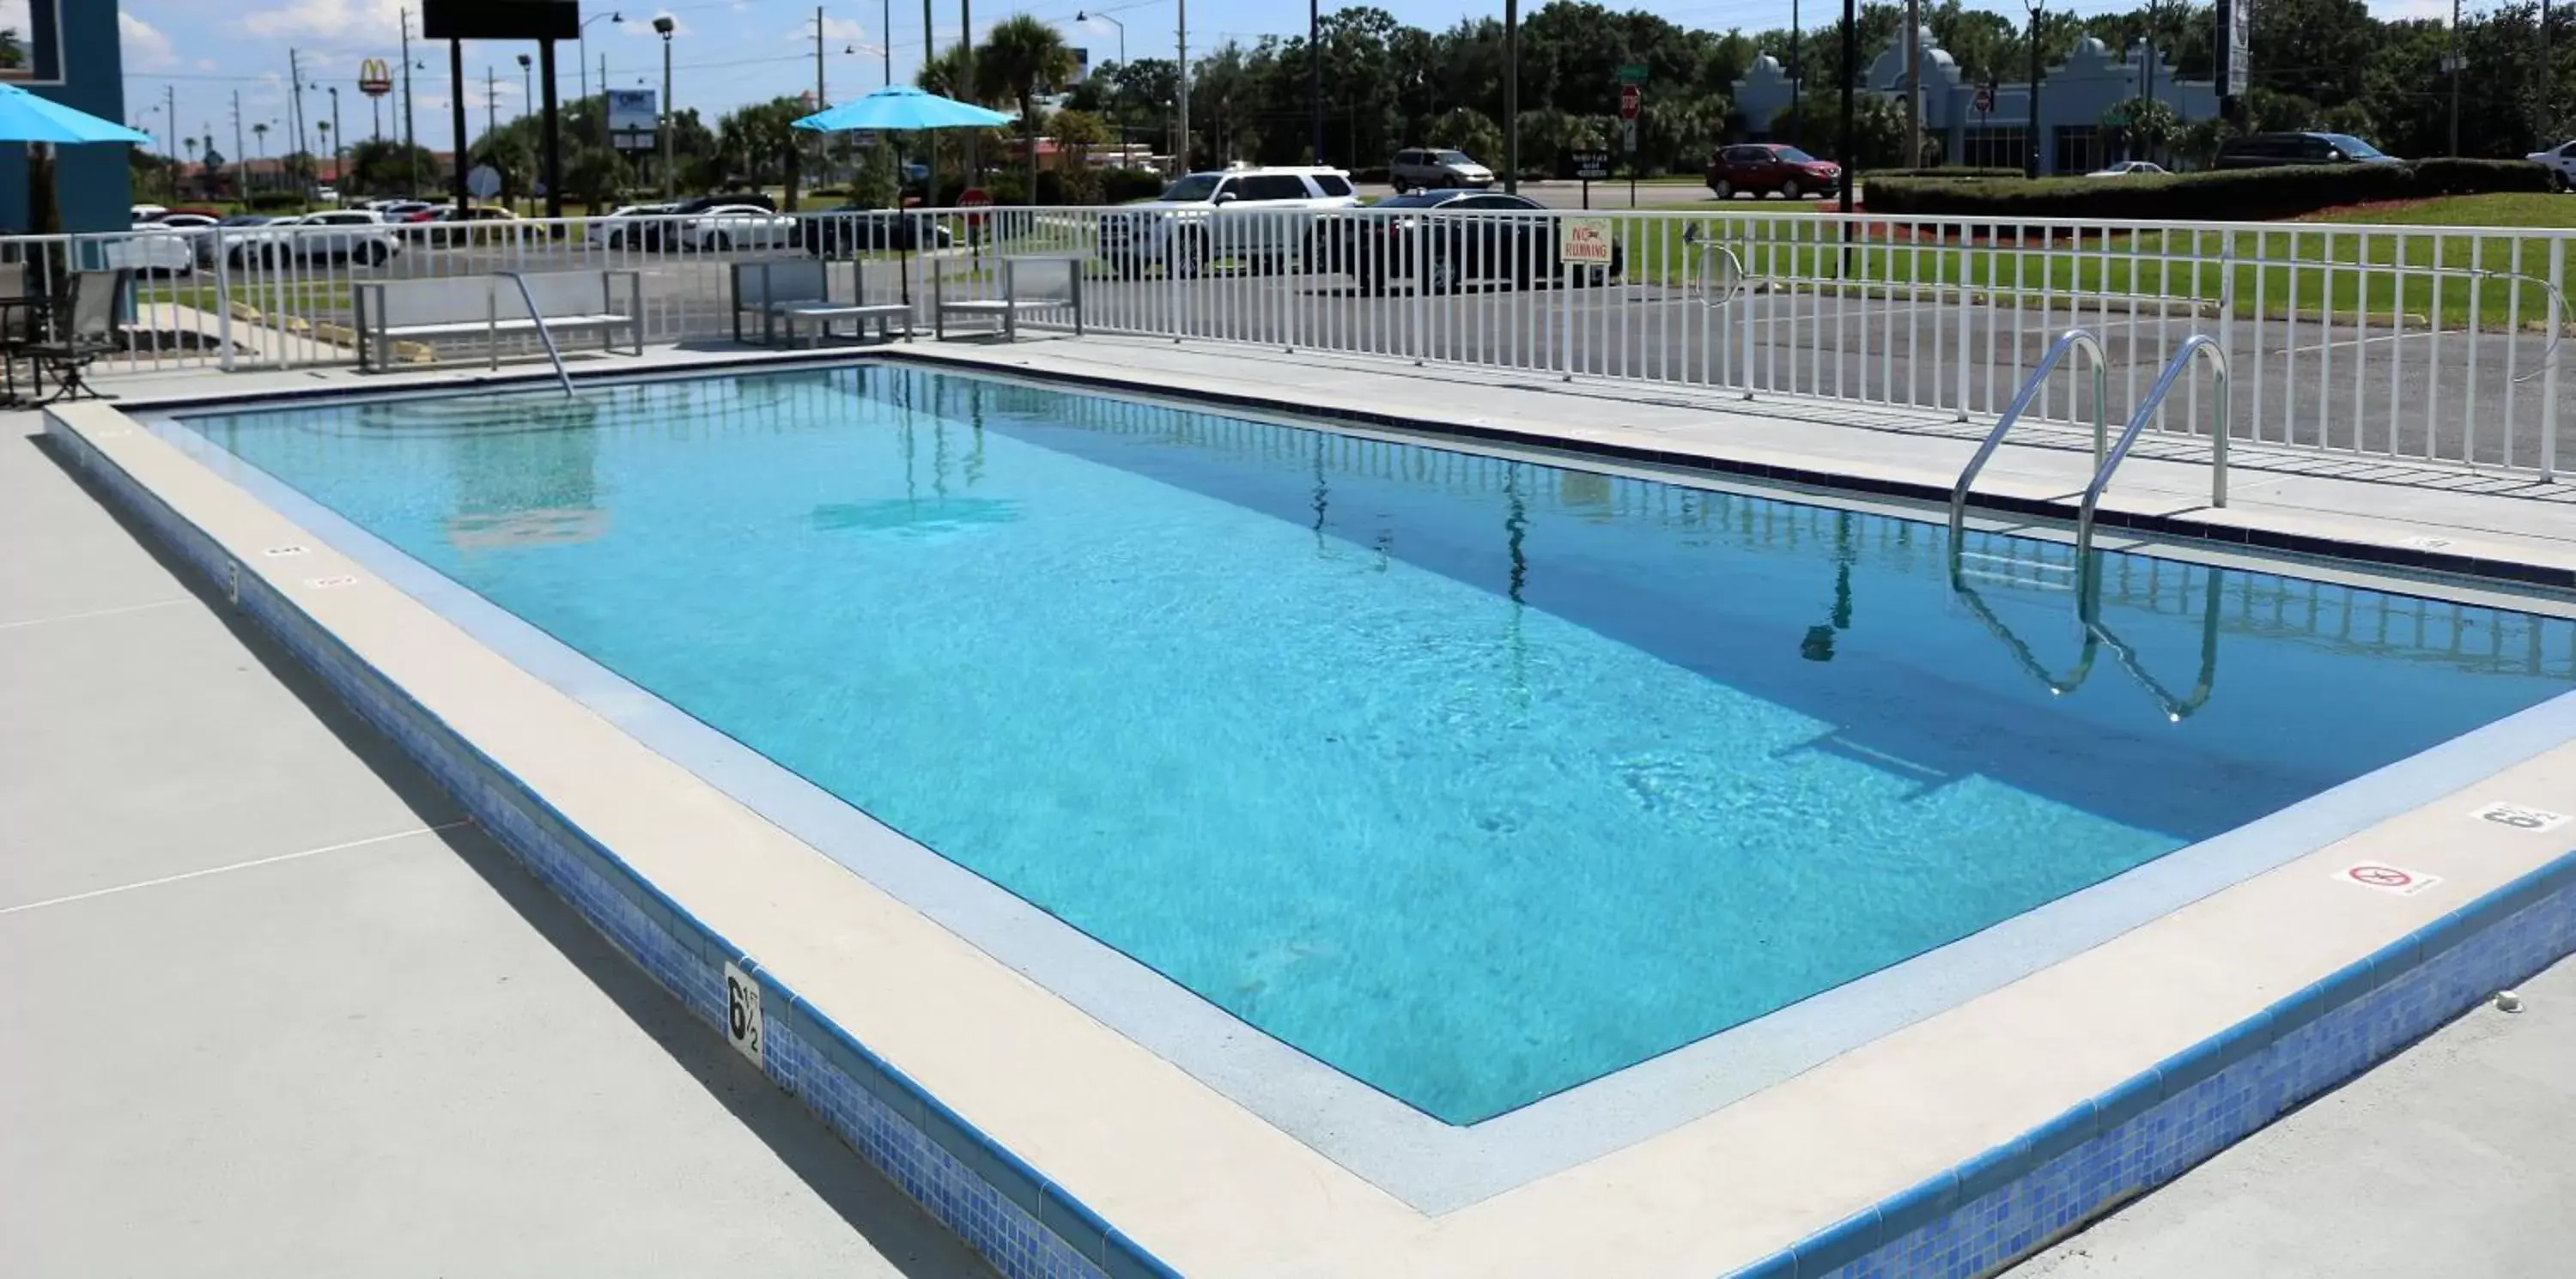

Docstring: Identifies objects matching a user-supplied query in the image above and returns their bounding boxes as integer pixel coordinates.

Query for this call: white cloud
[121,11,180,71]
[194,58,218,71]
[242,0,405,40]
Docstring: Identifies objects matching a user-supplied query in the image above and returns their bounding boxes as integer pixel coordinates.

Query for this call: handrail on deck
[1947,328,2109,566]
[491,270,574,397]
[2075,334,2229,564]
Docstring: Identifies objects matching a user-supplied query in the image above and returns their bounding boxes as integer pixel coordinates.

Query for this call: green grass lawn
[1603,194,2573,330]
[140,277,355,319]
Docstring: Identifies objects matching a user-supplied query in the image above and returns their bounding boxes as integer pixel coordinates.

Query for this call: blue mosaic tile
[1743,862,2576,1279]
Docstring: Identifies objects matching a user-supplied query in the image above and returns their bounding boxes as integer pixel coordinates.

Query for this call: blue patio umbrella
[791,85,1013,134]
[0,83,153,145]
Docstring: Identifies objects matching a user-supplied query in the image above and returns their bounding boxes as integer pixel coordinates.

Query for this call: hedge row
[1865,159,2551,220]
[1868,167,2029,181]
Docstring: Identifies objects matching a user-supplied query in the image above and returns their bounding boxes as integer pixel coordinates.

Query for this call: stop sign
[1619,84,1642,121]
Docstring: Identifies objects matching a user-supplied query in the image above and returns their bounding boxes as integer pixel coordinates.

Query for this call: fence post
[210,227,236,373]
[2546,236,2564,483]
[1954,219,1972,421]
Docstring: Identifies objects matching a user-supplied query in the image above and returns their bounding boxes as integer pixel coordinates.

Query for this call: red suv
[1706,144,1844,200]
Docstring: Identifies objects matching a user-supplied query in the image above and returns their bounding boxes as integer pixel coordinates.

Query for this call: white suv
[2528,140,2576,191]
[1097,166,1361,276]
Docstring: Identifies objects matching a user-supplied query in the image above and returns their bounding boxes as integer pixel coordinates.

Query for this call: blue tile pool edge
[42,411,1183,1279]
[1728,847,2576,1279]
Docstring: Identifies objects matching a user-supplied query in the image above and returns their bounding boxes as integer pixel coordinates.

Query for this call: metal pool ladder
[1951,330,2230,567]
[493,270,575,397]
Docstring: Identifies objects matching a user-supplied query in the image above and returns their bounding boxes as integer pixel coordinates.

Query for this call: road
[1354,179,1747,210]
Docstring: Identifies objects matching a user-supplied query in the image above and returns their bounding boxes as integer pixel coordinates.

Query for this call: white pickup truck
[2529,140,2576,191]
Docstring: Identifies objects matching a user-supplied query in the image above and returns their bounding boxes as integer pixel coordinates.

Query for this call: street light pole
[2447,0,2463,156]
[327,86,342,195]
[1176,0,1191,174]
[1789,0,1802,149]
[656,15,677,200]
[401,7,420,196]
[519,53,534,126]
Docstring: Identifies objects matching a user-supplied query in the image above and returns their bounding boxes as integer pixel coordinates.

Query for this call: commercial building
[1735,32,2222,175]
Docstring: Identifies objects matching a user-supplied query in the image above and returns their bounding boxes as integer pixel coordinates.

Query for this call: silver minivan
[1389,149,1495,192]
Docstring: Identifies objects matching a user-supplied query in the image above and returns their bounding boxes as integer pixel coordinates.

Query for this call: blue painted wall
[0,0,132,233]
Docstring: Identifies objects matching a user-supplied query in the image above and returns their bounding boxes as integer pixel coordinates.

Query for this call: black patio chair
[27,268,127,404]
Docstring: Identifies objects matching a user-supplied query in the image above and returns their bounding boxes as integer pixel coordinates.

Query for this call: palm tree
[976,15,1077,202]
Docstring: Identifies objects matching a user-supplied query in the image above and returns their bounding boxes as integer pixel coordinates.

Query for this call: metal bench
[730,259,911,348]
[933,254,1084,342]
[353,270,643,373]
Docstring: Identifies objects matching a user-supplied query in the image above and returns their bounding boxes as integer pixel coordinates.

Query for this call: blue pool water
[182,367,2576,1124]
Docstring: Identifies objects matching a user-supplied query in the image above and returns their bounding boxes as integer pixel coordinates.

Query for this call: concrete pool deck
[0,407,994,1278]
[33,344,2576,1278]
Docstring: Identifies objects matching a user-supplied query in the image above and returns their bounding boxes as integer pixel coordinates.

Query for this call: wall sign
[722,961,764,1064]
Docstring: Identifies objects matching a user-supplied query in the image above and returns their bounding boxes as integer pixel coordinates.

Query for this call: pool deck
[29,342,2576,1279]
[0,405,993,1278]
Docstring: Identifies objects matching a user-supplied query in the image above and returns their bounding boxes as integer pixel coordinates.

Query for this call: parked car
[2212,132,2402,169]
[131,203,169,222]
[107,222,198,276]
[800,205,953,256]
[625,193,780,251]
[315,185,340,204]
[219,209,404,269]
[404,203,522,247]
[586,202,678,249]
[2087,161,2168,177]
[1388,148,1496,192]
[1337,190,1621,295]
[368,198,434,219]
[1096,166,1362,277]
[2528,139,2576,191]
[1706,143,1844,199]
[674,203,801,252]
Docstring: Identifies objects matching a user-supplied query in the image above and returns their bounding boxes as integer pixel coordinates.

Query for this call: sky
[112,0,2451,161]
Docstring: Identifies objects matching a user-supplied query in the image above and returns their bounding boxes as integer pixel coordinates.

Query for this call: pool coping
[126,365,2576,1216]
[46,357,2576,1279]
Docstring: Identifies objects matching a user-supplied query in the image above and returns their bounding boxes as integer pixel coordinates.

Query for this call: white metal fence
[9,203,2565,480]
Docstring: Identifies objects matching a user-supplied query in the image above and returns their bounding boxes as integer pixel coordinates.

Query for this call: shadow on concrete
[30,431,997,1279]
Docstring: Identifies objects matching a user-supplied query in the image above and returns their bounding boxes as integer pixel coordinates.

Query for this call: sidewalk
[0,409,992,1277]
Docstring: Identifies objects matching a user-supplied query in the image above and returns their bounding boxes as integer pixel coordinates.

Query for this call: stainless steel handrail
[2075,334,2229,563]
[1948,328,2109,561]
[2082,568,2226,718]
[492,269,574,397]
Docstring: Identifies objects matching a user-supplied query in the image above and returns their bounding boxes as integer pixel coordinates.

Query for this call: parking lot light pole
[1504,0,1517,194]
[656,15,676,200]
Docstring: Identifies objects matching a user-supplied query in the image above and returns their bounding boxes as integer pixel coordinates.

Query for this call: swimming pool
[179,365,2576,1126]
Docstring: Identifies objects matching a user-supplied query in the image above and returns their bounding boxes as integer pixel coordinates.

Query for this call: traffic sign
[1620,118,1638,152]
[1972,85,1996,115]
[1619,84,1642,121]
[1616,64,1649,85]
[466,164,501,199]
[1570,149,1612,180]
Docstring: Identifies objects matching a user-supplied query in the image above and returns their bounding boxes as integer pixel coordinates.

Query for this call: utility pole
[922,0,936,197]
[402,6,420,196]
[882,0,891,85]
[1905,0,1921,167]
[816,6,827,108]
[289,48,309,174]
[963,0,976,182]
[1838,0,1856,214]
[1789,0,1802,148]
[328,86,342,193]
[1309,0,1321,165]
[232,91,247,198]
[2449,0,2463,156]
[1503,0,1517,193]
[2026,0,2044,177]
[1176,0,1191,174]
[539,41,562,218]
[487,66,499,143]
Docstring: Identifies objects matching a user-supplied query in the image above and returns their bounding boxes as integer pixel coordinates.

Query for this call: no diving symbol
[2339,863,2439,896]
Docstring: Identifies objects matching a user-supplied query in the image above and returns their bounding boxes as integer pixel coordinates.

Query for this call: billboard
[607,88,657,150]
[359,58,395,97]
[0,0,64,84]
[2215,0,2252,98]
[422,0,580,42]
